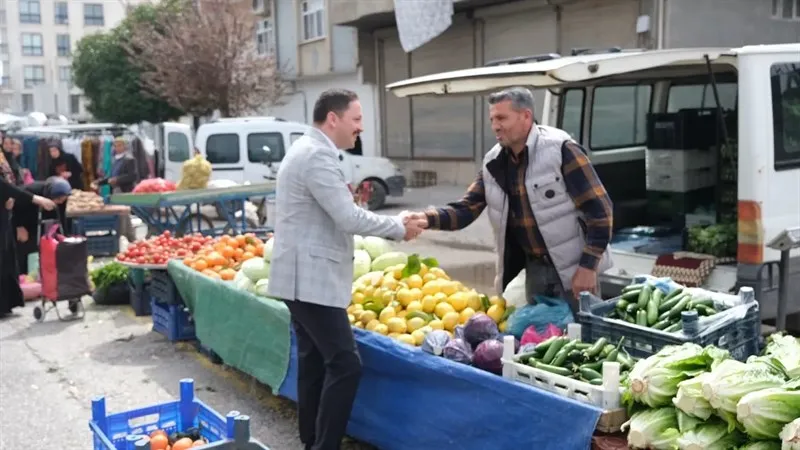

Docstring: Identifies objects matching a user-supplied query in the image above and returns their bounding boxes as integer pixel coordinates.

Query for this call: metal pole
[776,249,790,331]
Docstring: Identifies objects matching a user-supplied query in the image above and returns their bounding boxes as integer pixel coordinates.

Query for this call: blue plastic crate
[152,299,196,342]
[89,378,271,449]
[85,234,120,257]
[73,214,120,235]
[576,289,761,361]
[150,269,183,305]
[129,278,151,316]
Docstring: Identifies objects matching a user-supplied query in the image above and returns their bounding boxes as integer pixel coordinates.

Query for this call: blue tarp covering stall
[280,328,602,450]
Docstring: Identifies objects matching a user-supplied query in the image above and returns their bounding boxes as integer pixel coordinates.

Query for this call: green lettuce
[737,378,800,440]
[623,407,680,450]
[763,333,800,378]
[736,441,781,450]
[676,419,746,450]
[780,417,800,450]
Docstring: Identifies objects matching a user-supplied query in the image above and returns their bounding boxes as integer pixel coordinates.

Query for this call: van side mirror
[262,145,272,167]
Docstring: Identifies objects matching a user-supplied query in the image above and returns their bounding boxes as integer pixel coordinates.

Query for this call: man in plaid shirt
[408,87,613,308]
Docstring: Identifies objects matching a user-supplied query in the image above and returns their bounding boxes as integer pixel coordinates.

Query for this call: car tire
[366,180,387,211]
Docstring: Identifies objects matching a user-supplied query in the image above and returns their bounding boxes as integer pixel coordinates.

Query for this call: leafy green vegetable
[780,417,800,450]
[736,441,781,450]
[736,378,800,440]
[673,372,715,420]
[622,407,680,450]
[676,419,746,450]
[90,262,129,291]
[763,333,800,378]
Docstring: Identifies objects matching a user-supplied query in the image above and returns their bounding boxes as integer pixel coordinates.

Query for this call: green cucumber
[574,343,592,350]
[699,305,718,316]
[622,283,645,293]
[541,337,568,364]
[668,297,692,319]
[533,336,561,356]
[626,303,640,314]
[616,351,635,368]
[690,297,715,308]
[646,296,660,326]
[585,337,608,358]
[637,284,653,309]
[534,361,573,377]
[663,286,684,302]
[581,361,603,371]
[551,341,578,367]
[621,289,641,301]
[624,313,637,323]
[665,322,682,333]
[658,294,684,313]
[636,309,648,326]
[600,344,615,358]
[515,351,539,363]
[615,299,630,311]
[588,378,603,386]
[657,310,671,322]
[651,319,671,330]
[579,367,602,381]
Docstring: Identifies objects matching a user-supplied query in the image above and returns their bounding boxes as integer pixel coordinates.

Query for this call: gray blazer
[266,128,405,309]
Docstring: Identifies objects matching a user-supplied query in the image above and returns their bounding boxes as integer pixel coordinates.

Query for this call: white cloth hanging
[393,0,454,53]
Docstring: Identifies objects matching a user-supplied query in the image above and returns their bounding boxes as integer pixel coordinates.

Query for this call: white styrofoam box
[646,166,716,192]
[646,148,716,172]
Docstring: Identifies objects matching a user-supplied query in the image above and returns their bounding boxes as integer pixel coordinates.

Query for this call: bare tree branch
[124,0,288,118]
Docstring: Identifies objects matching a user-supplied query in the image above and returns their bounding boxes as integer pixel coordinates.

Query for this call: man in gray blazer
[267,89,426,450]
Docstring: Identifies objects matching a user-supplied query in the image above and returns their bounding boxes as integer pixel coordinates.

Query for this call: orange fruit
[221,246,235,258]
[193,259,208,271]
[235,235,247,246]
[244,244,256,254]
[254,244,264,257]
[172,437,194,450]
[241,252,255,261]
[219,268,236,281]
[206,252,226,266]
[183,257,192,266]
[234,248,244,259]
[150,433,169,450]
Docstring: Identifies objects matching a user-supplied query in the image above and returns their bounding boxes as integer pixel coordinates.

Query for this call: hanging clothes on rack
[61,136,83,165]
[100,137,113,198]
[129,137,151,181]
[21,136,39,178]
[36,138,53,180]
[80,137,97,189]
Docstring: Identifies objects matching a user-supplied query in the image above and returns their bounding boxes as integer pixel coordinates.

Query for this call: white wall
[264,69,381,157]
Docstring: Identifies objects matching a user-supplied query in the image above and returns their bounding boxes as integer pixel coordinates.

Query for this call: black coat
[12,181,68,274]
[97,155,139,193]
[50,152,84,191]
[0,177,34,314]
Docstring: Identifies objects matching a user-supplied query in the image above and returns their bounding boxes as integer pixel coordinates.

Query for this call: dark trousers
[285,300,362,450]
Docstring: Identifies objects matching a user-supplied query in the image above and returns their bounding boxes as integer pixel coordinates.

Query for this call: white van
[387,44,800,327]
[156,117,406,210]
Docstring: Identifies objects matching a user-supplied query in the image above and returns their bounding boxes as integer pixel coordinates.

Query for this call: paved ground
[0,185,496,450]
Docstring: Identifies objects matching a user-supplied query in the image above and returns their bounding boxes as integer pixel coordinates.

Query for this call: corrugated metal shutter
[380,36,412,158]
[559,0,640,55]
[481,7,558,152]
[410,22,475,159]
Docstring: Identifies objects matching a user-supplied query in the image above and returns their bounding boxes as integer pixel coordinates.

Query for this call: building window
[205,134,240,163]
[23,65,45,88]
[0,10,6,25]
[301,0,325,41]
[247,132,284,162]
[59,66,72,87]
[84,4,104,26]
[772,0,800,20]
[1,76,9,88]
[590,84,652,150]
[22,94,34,112]
[70,95,81,115]
[55,2,69,24]
[19,0,41,24]
[57,34,71,56]
[771,62,800,170]
[168,132,191,162]
[0,43,9,55]
[21,33,43,56]
[256,19,275,56]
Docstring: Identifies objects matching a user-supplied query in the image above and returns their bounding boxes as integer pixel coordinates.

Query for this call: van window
[559,88,584,142]
[771,62,800,170]
[590,84,651,150]
[667,83,737,112]
[248,132,284,163]
[206,134,240,164]
[290,132,304,144]
[167,131,190,162]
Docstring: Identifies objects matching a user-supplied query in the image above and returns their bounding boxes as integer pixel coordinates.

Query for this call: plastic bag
[506,295,574,340]
[520,323,563,346]
[133,178,177,193]
[177,154,212,190]
[502,269,528,310]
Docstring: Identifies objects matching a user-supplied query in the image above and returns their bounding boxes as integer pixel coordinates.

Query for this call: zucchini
[657,310,671,322]
[658,294,684,313]
[636,309,648,326]
[625,303,640,314]
[622,283,645,293]
[624,313,637,323]
[574,343,592,350]
[690,297,715,308]
[651,288,664,309]
[665,322,682,333]
[579,367,602,381]
[534,362,573,377]
[616,351,635,368]
[621,289,641,301]
[663,286,684,302]
[698,305,718,316]
[616,299,630,311]
[651,319,671,330]
[637,284,653,309]
[600,344,615,358]
[581,361,603,371]
[588,378,603,386]
[585,337,608,358]
[646,296,660,326]
[541,337,568,364]
[668,296,692,319]
[551,341,578,367]
[515,351,539,362]
[533,335,561,356]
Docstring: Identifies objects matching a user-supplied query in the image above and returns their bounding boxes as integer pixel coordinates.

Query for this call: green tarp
[167,260,291,391]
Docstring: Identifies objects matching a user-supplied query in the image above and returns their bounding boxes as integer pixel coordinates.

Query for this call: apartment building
[0,0,141,117]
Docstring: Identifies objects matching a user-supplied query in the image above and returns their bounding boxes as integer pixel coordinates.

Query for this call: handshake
[399,211,428,241]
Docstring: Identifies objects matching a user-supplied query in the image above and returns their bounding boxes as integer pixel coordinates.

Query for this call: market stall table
[166,261,603,450]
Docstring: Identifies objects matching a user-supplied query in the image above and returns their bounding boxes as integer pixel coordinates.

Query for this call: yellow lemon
[422,273,437,284]
[459,307,476,324]
[489,295,506,308]
[392,268,403,280]
[408,288,423,302]
[447,292,468,312]
[441,311,460,331]
[365,319,380,331]
[406,316,426,332]
[346,304,358,315]
[363,285,375,298]
[354,322,364,329]
[419,325,433,335]
[406,274,423,289]
[411,329,427,345]
[353,310,365,322]
[386,317,408,334]
[374,323,389,335]
[359,310,377,325]
[388,332,400,339]
[396,334,416,346]
[486,304,505,323]
[396,288,414,307]
[430,267,450,280]
[379,306,396,324]
[421,280,442,296]
[498,321,507,333]
[347,314,355,324]
[418,263,429,277]
[434,301,455,319]
[351,292,365,304]
[381,277,398,291]
[397,310,408,319]
[433,292,448,303]
[465,290,482,311]
[373,287,386,299]
[441,281,458,296]
[392,301,404,313]
[421,295,437,313]
[406,300,423,314]
[382,291,395,305]
[428,319,444,330]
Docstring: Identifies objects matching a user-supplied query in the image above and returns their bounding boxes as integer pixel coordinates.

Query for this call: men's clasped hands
[399,210,429,241]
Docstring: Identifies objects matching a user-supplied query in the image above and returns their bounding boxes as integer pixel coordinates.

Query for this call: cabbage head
[442,338,473,365]
[263,237,274,262]
[462,313,499,349]
[362,236,393,260]
[421,330,451,356]
[780,417,800,450]
[354,235,365,250]
[736,441,781,450]
[241,258,271,282]
[254,278,269,297]
[234,270,255,293]
[353,249,371,281]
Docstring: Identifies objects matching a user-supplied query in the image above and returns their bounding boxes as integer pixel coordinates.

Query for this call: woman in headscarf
[2,135,23,185]
[0,153,56,317]
[13,177,72,275]
[48,142,84,190]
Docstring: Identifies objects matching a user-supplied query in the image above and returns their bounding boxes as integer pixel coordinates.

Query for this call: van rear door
[160,122,193,182]
[244,130,286,183]
[204,132,245,183]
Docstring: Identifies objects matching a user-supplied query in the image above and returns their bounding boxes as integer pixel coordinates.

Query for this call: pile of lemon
[348,263,510,347]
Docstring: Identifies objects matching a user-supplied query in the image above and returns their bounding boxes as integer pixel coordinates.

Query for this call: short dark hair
[312,89,359,124]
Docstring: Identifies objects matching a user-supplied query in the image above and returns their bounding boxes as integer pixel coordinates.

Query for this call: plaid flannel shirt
[425,141,613,270]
